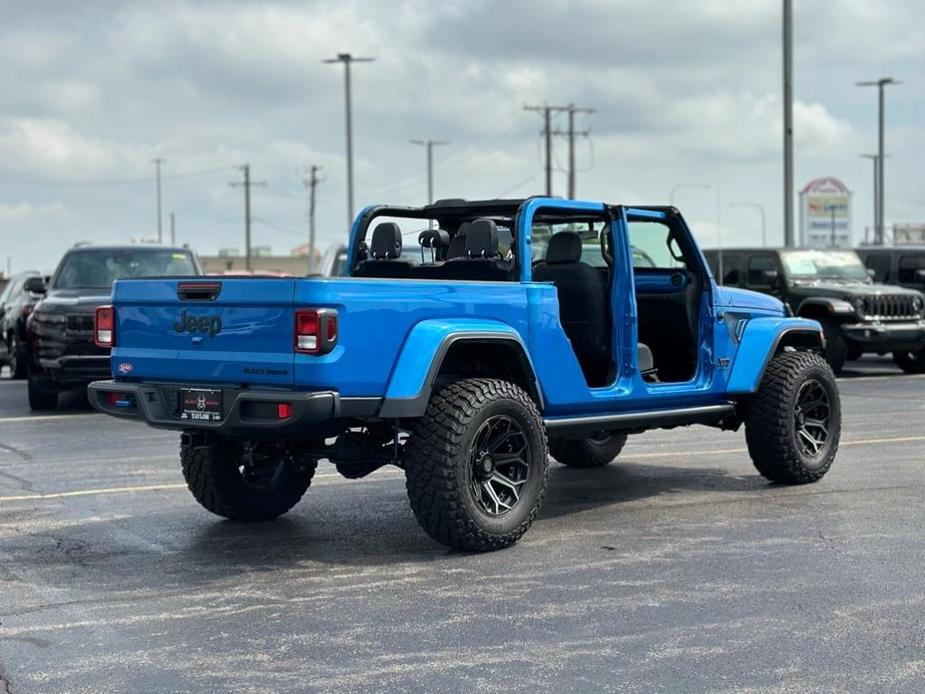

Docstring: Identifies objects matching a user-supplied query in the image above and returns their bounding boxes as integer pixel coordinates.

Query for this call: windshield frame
[780,249,870,282]
[50,248,199,290]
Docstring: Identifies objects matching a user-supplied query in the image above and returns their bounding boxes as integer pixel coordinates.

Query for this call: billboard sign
[799,177,852,248]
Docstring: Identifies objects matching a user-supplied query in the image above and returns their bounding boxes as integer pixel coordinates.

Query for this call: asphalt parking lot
[0,359,924,693]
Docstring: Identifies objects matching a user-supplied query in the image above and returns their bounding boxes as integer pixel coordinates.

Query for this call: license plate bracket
[179,388,223,422]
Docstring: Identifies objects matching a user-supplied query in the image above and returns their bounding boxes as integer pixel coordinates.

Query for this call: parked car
[27,245,203,410]
[318,243,348,277]
[0,270,43,379]
[856,246,925,291]
[89,198,839,552]
[704,247,925,373]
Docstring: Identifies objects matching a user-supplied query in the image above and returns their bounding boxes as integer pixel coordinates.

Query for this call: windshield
[53,249,197,289]
[781,250,868,281]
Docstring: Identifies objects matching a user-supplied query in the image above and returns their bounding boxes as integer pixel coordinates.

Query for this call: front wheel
[819,319,847,374]
[181,437,317,521]
[550,431,627,468]
[27,369,58,411]
[404,378,549,551]
[892,349,925,374]
[8,334,27,380]
[744,351,840,484]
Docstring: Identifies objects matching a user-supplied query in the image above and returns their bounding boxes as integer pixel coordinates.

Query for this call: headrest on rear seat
[418,229,450,248]
[447,222,471,260]
[370,222,402,259]
[546,231,582,264]
[465,218,499,258]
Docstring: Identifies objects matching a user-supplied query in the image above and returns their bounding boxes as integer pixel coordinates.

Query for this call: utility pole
[230,164,265,271]
[524,104,554,195]
[170,212,176,246]
[526,103,595,199]
[410,140,449,228]
[857,78,901,245]
[323,53,375,233]
[782,0,794,248]
[305,165,323,273]
[152,157,164,243]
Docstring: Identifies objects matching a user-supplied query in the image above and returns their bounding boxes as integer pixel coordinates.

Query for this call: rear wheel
[27,368,58,411]
[404,378,548,551]
[549,431,627,468]
[181,437,317,521]
[892,349,925,374]
[744,351,840,484]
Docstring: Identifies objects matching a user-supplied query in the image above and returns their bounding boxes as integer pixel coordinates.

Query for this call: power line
[0,165,236,187]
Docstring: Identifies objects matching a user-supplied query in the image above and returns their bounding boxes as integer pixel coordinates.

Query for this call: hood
[714,286,786,313]
[33,288,113,315]
[787,281,922,300]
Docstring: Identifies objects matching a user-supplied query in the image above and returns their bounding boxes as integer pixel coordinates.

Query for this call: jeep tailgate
[110,278,297,385]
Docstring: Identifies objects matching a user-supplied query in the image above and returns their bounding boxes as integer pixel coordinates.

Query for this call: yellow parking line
[1,434,923,504]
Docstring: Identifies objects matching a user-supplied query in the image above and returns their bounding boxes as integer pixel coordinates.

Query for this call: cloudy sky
[1,0,922,274]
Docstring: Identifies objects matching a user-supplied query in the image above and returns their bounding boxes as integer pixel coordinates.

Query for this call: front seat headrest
[546,231,583,264]
[370,222,402,259]
[446,222,471,259]
[465,218,499,258]
[418,229,450,248]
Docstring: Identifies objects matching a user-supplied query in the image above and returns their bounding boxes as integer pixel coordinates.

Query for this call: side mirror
[761,269,780,286]
[23,277,46,294]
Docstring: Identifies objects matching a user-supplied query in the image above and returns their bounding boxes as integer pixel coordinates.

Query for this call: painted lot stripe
[2,435,924,505]
[0,413,98,424]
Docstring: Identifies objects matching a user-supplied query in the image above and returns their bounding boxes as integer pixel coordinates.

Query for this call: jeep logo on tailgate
[173,310,223,337]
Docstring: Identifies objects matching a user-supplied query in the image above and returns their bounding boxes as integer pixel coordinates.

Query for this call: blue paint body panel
[107,197,825,426]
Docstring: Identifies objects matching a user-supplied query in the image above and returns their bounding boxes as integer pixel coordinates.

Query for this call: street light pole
[860,154,880,246]
[152,158,164,243]
[323,53,375,234]
[730,203,767,247]
[857,77,900,245]
[782,0,795,248]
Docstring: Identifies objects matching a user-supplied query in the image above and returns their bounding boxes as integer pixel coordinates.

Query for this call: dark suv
[857,246,925,292]
[27,245,202,410]
[704,248,925,374]
[0,270,43,379]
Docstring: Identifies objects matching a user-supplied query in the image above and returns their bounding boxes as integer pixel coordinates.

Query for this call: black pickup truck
[705,248,925,373]
[27,244,202,409]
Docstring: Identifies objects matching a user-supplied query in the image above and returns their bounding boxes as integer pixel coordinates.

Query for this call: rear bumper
[842,321,925,351]
[87,380,381,437]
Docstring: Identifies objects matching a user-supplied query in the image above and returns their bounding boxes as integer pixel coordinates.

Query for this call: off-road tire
[27,370,57,411]
[744,351,840,484]
[8,334,27,380]
[181,438,317,521]
[819,319,847,374]
[892,349,925,374]
[549,432,628,468]
[404,378,549,551]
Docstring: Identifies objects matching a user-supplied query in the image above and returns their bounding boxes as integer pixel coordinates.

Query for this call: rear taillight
[295,308,338,355]
[94,305,115,348]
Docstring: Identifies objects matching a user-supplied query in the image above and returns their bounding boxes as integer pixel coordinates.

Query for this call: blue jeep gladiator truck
[88,198,841,551]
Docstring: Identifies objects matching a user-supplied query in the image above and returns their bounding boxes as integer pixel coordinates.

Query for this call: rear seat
[353,222,411,278]
[435,218,513,282]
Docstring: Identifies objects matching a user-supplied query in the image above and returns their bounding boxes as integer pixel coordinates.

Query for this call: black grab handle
[177,282,222,301]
